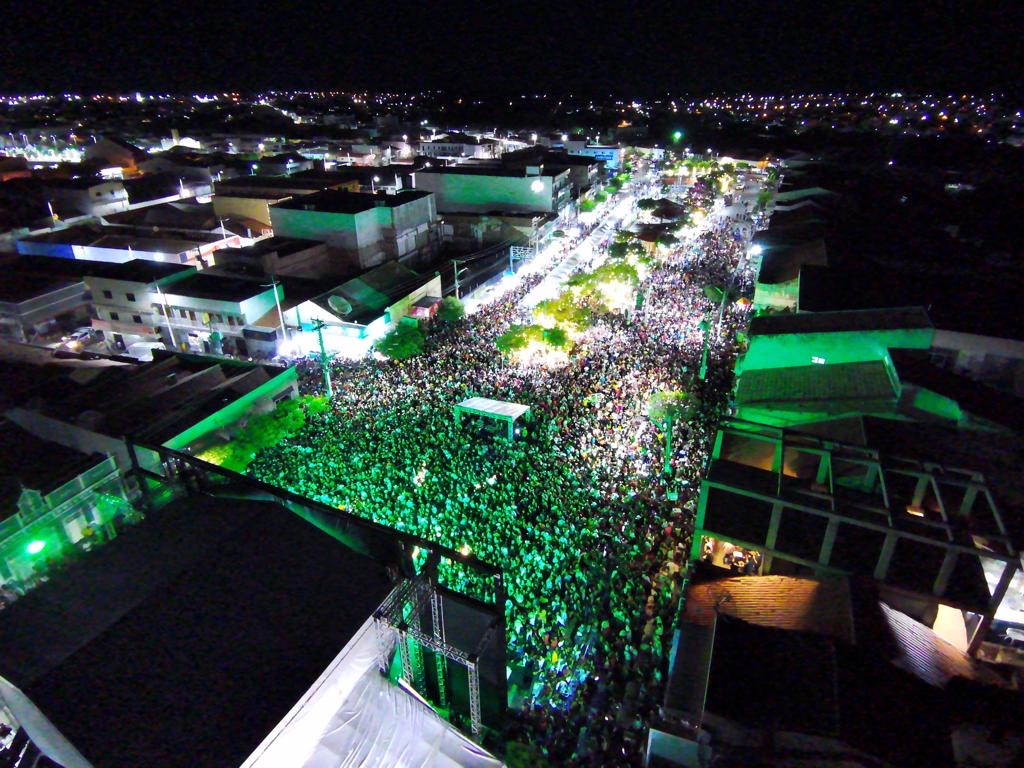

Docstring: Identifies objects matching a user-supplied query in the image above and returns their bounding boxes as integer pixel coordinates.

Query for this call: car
[61,327,100,345]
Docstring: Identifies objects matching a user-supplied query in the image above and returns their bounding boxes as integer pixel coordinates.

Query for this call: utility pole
[452,259,469,299]
[312,320,333,398]
[698,316,711,381]
[262,275,288,348]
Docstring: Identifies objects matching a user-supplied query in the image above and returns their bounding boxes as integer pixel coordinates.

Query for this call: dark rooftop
[274,188,431,215]
[160,272,272,303]
[416,165,565,178]
[0,424,107,513]
[748,307,932,336]
[0,494,391,768]
[0,254,195,285]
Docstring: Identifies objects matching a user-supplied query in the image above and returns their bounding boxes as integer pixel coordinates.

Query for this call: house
[83,137,146,172]
[501,147,604,200]
[40,177,130,218]
[270,189,440,271]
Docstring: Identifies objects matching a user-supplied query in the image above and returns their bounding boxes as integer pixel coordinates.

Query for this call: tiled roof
[880,602,1008,688]
[685,575,855,643]
[736,360,897,406]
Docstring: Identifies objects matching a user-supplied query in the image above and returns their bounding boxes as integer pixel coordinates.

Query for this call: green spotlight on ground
[26,540,46,555]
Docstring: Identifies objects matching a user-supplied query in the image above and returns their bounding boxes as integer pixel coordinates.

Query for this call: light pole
[452,259,470,299]
[261,275,288,347]
[371,175,381,193]
[698,316,711,381]
[312,319,333,398]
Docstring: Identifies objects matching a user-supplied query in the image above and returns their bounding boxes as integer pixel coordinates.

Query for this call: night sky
[3,0,1022,95]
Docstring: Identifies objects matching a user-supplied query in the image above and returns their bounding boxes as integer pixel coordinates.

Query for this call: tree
[375,321,426,360]
[647,389,700,476]
[543,326,569,348]
[637,198,659,211]
[436,296,465,324]
[579,199,597,213]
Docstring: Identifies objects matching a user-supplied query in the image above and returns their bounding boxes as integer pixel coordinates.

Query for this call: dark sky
[3,0,1022,95]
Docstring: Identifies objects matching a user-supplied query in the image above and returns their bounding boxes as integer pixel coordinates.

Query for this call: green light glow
[673,130,683,142]
[26,540,46,555]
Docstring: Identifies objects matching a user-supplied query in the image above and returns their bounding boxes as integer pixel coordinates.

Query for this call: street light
[371,175,381,193]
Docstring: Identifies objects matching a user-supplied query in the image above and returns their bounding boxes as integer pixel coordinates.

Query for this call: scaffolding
[373,574,500,740]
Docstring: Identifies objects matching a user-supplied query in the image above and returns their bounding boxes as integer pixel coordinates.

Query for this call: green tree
[436,296,465,324]
[543,326,569,348]
[579,199,597,213]
[647,389,700,475]
[375,321,426,360]
[637,198,659,211]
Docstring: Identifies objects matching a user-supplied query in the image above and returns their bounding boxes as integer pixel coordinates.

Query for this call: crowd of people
[251,182,755,765]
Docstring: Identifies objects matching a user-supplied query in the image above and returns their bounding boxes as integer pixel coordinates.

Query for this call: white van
[126,341,167,361]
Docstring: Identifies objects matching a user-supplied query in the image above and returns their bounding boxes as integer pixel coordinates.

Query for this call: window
[132,315,142,324]
[153,304,163,315]
[102,289,113,299]
[213,314,222,323]
[179,309,188,319]
[110,312,120,321]
[188,311,197,321]
[126,293,136,302]
[227,316,235,326]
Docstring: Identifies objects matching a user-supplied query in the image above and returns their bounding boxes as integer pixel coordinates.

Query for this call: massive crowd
[249,186,754,765]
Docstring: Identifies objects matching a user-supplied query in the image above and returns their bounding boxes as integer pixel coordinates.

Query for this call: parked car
[126,341,167,362]
[55,327,101,353]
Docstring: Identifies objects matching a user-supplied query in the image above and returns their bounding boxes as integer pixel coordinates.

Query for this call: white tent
[241,618,503,768]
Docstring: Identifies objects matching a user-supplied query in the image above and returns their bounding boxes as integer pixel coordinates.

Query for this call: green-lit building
[0,423,129,588]
[5,351,298,475]
[414,165,571,215]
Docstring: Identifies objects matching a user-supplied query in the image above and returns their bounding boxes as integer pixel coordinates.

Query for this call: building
[0,259,90,342]
[253,152,315,175]
[16,223,241,267]
[153,272,285,356]
[418,132,502,160]
[414,165,571,215]
[563,140,623,170]
[211,236,334,279]
[270,189,439,271]
[40,177,130,218]
[211,172,361,228]
[651,570,1013,767]
[138,148,245,184]
[689,418,1021,658]
[80,259,195,351]
[103,200,271,242]
[82,137,146,172]
[501,147,604,200]
[0,423,129,589]
[284,260,442,357]
[5,351,298,471]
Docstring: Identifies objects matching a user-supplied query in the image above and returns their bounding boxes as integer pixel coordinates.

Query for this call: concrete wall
[213,195,281,228]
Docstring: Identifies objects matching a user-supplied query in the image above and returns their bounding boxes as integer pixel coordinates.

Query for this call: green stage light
[672,130,683,142]
[26,540,46,555]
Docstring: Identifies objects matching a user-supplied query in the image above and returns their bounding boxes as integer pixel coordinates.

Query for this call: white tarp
[241,617,502,768]
[0,675,94,768]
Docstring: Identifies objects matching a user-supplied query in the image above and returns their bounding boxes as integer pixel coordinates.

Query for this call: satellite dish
[328,295,352,316]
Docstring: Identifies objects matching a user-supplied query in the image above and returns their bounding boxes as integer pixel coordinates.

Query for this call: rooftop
[0,254,195,285]
[0,494,391,768]
[416,165,564,179]
[0,424,108,514]
[274,188,431,215]
[12,352,289,446]
[160,272,273,303]
[748,307,933,336]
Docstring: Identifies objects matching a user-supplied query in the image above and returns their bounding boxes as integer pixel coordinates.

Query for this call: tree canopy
[647,389,700,428]
[375,320,426,360]
[436,296,465,324]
